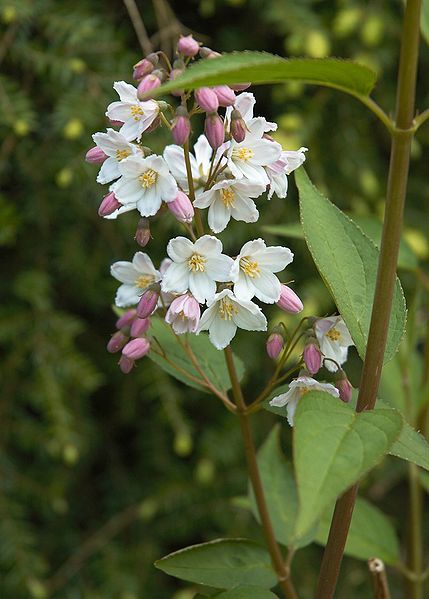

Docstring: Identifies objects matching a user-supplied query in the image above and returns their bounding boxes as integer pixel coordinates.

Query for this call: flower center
[139,169,158,188]
[220,187,235,208]
[326,328,341,342]
[116,148,131,161]
[131,105,144,121]
[235,147,254,161]
[188,253,207,272]
[219,298,238,320]
[135,275,154,289]
[240,256,260,278]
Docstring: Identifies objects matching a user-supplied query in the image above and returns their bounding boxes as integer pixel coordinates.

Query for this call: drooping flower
[193,179,265,233]
[266,148,308,200]
[225,92,277,135]
[92,129,138,184]
[106,81,159,142]
[112,154,177,217]
[111,252,161,307]
[163,134,213,193]
[197,289,267,349]
[161,235,234,304]
[314,315,354,372]
[165,293,201,334]
[270,376,339,426]
[231,239,294,303]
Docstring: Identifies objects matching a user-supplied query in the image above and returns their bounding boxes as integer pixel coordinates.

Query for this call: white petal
[208,316,237,350]
[194,134,213,175]
[205,254,234,281]
[157,174,178,202]
[230,194,259,223]
[92,129,129,156]
[113,81,138,103]
[118,154,145,177]
[136,187,162,217]
[197,303,218,332]
[119,118,143,142]
[252,270,281,303]
[97,157,121,184]
[239,238,266,258]
[106,102,130,122]
[113,177,143,205]
[256,247,294,272]
[250,139,282,165]
[208,199,231,233]
[193,189,215,209]
[194,235,223,257]
[233,272,255,301]
[111,262,138,284]
[189,272,216,303]
[233,302,267,331]
[132,252,160,278]
[237,160,269,185]
[115,284,140,307]
[161,262,189,294]
[167,237,194,262]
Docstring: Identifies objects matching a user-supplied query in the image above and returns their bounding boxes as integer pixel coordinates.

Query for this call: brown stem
[368,558,392,599]
[122,0,153,55]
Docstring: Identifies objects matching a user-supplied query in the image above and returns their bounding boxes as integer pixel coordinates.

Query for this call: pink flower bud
[230,82,251,91]
[137,71,162,99]
[276,284,304,314]
[118,355,135,374]
[266,332,284,360]
[172,106,191,145]
[122,337,151,360]
[335,375,353,403]
[116,309,137,330]
[130,317,151,337]
[199,47,221,59]
[85,146,107,164]
[195,87,219,112]
[133,53,158,80]
[137,288,159,318]
[212,85,236,107]
[177,34,200,57]
[165,294,201,334]
[98,192,121,217]
[230,109,247,143]
[303,343,322,375]
[167,190,194,223]
[134,217,151,247]
[204,112,225,150]
[107,331,128,353]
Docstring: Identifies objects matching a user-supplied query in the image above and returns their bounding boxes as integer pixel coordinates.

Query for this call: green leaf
[389,420,429,471]
[421,0,429,44]
[213,588,279,598]
[315,496,400,564]
[296,169,407,363]
[293,392,403,536]
[151,52,377,98]
[419,471,429,494]
[154,539,277,589]
[148,317,244,393]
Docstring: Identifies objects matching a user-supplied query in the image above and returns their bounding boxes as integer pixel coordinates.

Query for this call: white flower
[112,154,177,217]
[197,289,267,350]
[227,119,282,185]
[163,134,213,193]
[161,235,234,304]
[159,257,175,307]
[193,179,265,233]
[231,239,294,303]
[266,147,308,200]
[106,81,159,142]
[270,376,339,426]
[226,92,277,134]
[111,252,161,307]
[314,316,354,372]
[92,128,139,184]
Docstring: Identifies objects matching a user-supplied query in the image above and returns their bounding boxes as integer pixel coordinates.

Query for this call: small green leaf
[315,496,400,564]
[389,420,429,471]
[148,317,244,393]
[155,539,277,589]
[151,52,377,98]
[296,169,407,363]
[293,392,403,536]
[213,588,279,598]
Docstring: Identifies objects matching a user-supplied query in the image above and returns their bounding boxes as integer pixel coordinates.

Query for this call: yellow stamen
[235,147,254,161]
[131,105,144,121]
[188,253,207,272]
[220,187,235,208]
[135,275,154,289]
[299,386,311,397]
[139,169,158,188]
[219,298,238,320]
[116,148,131,161]
[326,328,341,342]
[240,256,260,278]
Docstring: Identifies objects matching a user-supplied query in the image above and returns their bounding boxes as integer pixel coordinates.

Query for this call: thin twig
[368,558,391,599]
[122,0,153,55]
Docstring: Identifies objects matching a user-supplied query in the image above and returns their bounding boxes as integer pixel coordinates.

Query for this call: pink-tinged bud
[266,332,284,360]
[204,112,225,149]
[177,34,200,57]
[107,331,128,353]
[230,109,247,143]
[199,47,221,59]
[303,343,322,375]
[195,87,219,112]
[137,69,165,99]
[85,146,107,164]
[108,118,124,127]
[137,288,159,318]
[172,106,191,145]
[167,190,194,223]
[98,192,121,217]
[212,85,236,107]
[116,309,137,330]
[133,53,158,80]
[122,337,151,360]
[134,217,151,247]
[276,284,304,314]
[335,374,353,403]
[130,317,150,337]
[230,82,251,91]
[165,294,201,334]
[118,355,135,374]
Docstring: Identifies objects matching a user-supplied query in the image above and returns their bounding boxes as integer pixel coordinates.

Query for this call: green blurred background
[1,0,429,597]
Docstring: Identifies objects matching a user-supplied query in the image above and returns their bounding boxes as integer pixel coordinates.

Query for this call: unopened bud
[167,190,194,223]
[98,192,121,217]
[230,82,251,91]
[177,34,200,57]
[137,70,163,99]
[199,47,221,59]
[130,317,151,337]
[85,146,107,164]
[230,109,247,143]
[135,217,151,247]
[107,331,128,353]
[122,337,151,360]
[133,53,158,80]
[266,332,284,360]
[204,112,225,149]
[303,342,322,375]
[276,284,304,314]
[335,372,353,403]
[171,106,191,145]
[195,87,219,112]
[212,85,236,107]
[118,355,135,374]
[137,288,159,318]
[116,309,137,330]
